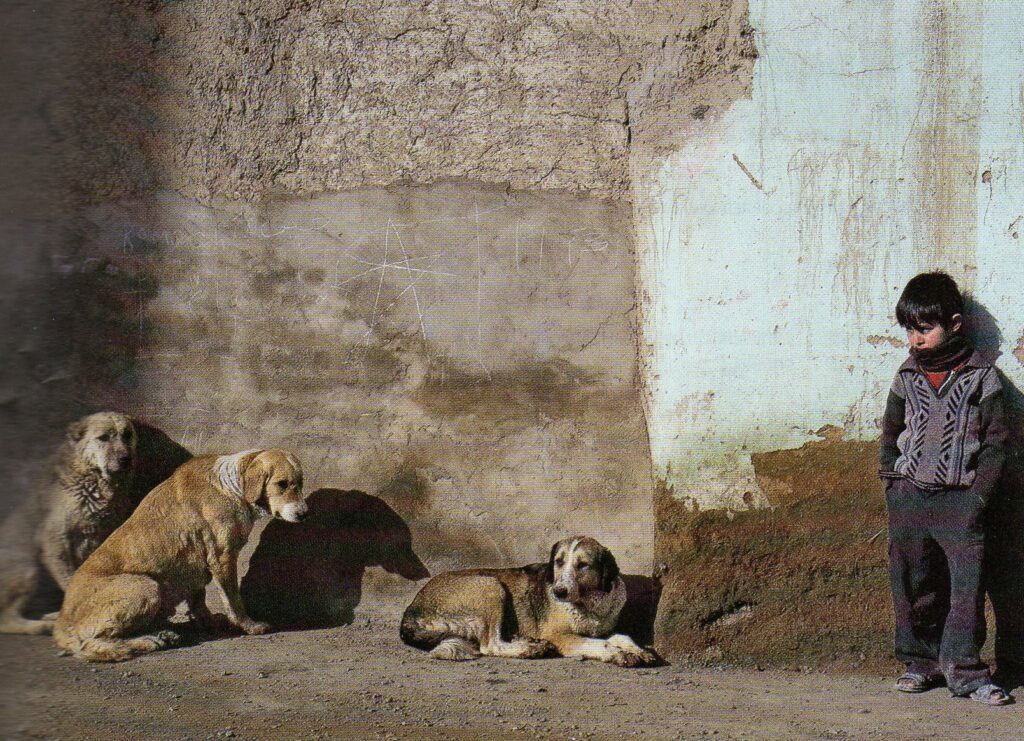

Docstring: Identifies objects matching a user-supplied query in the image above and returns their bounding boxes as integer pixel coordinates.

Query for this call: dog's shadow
[130,420,193,507]
[241,488,429,629]
[616,572,665,649]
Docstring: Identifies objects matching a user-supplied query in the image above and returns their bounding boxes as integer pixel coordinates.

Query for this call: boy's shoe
[968,684,1012,706]
[895,672,942,693]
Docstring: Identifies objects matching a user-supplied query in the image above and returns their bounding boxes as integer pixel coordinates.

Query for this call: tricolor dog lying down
[400,536,656,667]
[55,449,307,662]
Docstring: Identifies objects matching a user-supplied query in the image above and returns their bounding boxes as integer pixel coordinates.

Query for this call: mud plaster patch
[654,437,904,672]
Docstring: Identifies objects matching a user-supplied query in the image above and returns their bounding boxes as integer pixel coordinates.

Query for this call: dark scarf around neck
[911,332,973,372]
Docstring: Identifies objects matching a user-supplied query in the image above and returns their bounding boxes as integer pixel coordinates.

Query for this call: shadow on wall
[241,489,430,629]
[617,573,665,647]
[130,419,193,507]
[964,297,1024,685]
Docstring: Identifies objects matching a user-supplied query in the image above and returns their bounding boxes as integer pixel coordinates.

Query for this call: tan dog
[54,449,307,662]
[0,412,136,635]
[400,536,657,667]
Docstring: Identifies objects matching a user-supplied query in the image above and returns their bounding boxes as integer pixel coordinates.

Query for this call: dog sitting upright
[400,536,656,667]
[0,412,136,635]
[55,449,307,662]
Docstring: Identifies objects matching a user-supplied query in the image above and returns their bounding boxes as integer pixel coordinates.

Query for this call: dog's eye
[577,563,590,570]
[276,479,289,489]
[97,433,111,442]
[554,558,565,566]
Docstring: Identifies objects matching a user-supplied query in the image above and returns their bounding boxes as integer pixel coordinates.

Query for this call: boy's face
[905,314,962,352]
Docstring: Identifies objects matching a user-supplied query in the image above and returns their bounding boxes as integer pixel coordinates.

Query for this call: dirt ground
[2,603,1021,741]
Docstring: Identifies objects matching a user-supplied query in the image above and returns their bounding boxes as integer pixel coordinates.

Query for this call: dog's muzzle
[278,501,308,523]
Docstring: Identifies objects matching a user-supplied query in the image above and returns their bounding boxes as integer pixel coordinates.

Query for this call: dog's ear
[546,540,561,583]
[67,419,88,442]
[598,547,620,592]
[241,452,269,504]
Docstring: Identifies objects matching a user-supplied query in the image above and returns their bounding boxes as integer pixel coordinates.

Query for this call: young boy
[880,272,1012,705]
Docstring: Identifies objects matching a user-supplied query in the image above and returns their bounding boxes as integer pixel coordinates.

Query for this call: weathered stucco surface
[64,0,745,203]
[634,0,1024,510]
[2,1,757,580]
[90,185,651,578]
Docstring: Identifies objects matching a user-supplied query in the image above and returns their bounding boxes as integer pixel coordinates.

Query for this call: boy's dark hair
[895,272,964,330]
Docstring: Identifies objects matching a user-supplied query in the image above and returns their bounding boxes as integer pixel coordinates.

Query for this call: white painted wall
[633,0,1024,509]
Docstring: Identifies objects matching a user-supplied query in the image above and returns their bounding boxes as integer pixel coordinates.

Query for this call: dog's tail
[400,608,486,650]
[399,607,440,649]
[54,623,178,662]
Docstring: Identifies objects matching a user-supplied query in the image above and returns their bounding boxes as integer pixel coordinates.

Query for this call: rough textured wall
[93,185,651,587]
[639,0,1024,669]
[71,0,744,202]
[19,0,755,584]
[0,1,141,518]
[3,0,760,611]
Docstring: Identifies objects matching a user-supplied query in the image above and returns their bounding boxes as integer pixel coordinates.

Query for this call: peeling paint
[866,335,905,348]
[633,0,1024,510]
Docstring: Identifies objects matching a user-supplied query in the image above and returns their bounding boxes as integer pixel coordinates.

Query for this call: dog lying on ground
[0,412,136,635]
[400,536,657,667]
[54,449,307,662]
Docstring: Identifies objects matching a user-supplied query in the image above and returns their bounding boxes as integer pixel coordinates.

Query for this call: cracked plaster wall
[17,0,760,582]
[4,0,759,584]
[97,185,653,581]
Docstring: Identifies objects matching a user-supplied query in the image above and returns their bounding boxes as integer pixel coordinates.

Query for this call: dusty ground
[2,604,1021,741]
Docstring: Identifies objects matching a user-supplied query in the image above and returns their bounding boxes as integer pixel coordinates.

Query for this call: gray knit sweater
[879,351,1008,493]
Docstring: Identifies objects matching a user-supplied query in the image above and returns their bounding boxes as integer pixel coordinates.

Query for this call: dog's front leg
[550,635,657,667]
[39,532,76,590]
[209,554,270,636]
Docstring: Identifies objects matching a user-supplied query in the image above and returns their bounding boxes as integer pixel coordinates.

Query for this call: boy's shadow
[240,488,430,629]
[965,297,1024,690]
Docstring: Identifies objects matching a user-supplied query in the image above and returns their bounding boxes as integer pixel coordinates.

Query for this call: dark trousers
[886,478,992,695]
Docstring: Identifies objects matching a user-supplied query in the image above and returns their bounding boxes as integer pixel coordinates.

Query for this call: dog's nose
[553,585,568,599]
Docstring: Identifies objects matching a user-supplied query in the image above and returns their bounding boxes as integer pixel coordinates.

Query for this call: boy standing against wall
[880,272,1011,705]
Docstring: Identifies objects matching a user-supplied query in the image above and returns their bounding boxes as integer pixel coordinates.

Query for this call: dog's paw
[240,620,271,636]
[197,612,238,635]
[521,638,556,658]
[153,630,183,649]
[609,648,656,668]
